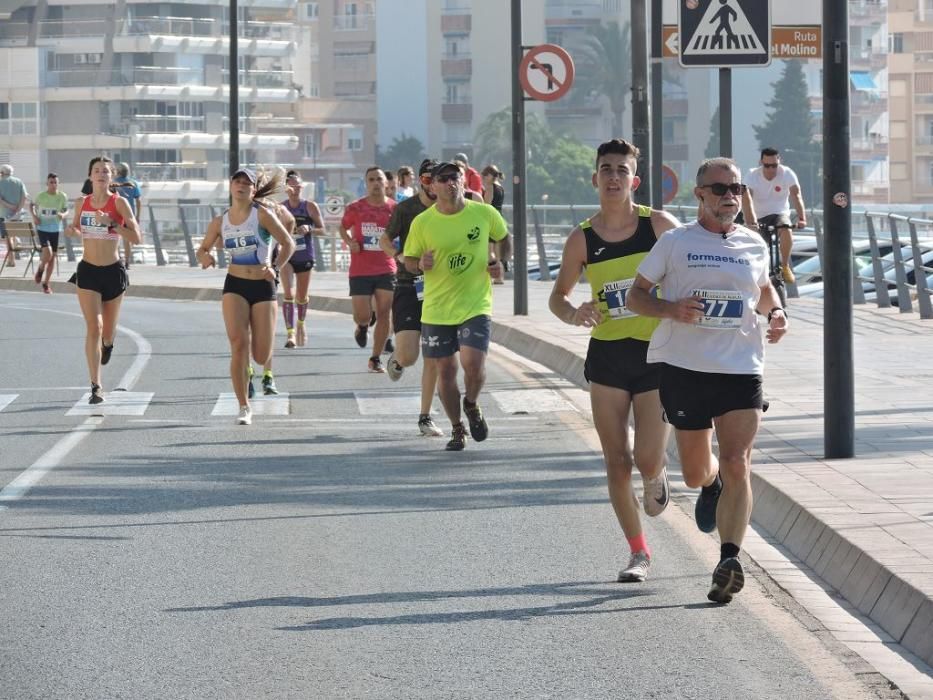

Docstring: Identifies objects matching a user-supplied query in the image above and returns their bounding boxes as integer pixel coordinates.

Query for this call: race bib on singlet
[602,278,637,320]
[224,233,261,265]
[293,236,307,251]
[361,222,384,252]
[414,274,425,301]
[693,289,743,329]
[80,212,116,240]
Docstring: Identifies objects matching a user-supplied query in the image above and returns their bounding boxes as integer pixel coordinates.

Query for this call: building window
[346,127,363,151]
[304,2,319,19]
[446,82,470,104]
[0,103,8,135]
[11,102,37,135]
[890,33,903,54]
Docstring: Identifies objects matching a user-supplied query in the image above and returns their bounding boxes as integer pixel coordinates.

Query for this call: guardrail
[19,202,931,320]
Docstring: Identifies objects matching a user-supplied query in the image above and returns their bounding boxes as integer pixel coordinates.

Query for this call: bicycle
[757,222,788,307]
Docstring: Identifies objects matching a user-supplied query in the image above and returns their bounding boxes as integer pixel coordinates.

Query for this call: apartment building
[0,0,377,202]
[888,0,933,203]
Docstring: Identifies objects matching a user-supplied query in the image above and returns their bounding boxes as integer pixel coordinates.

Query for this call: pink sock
[627,533,650,558]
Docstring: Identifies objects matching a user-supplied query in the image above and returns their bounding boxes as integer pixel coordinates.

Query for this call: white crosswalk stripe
[0,394,18,412]
[66,391,154,416]
[491,389,578,415]
[354,391,434,416]
[211,392,291,416]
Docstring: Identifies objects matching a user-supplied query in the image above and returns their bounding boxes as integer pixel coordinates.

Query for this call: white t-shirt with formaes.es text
[746,165,800,218]
[637,222,770,375]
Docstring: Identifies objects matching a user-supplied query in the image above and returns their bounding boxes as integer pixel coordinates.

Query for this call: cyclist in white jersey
[197,168,295,425]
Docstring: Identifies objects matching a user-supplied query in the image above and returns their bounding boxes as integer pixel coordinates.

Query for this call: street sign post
[661,165,679,205]
[679,0,771,68]
[518,44,575,102]
[323,195,344,220]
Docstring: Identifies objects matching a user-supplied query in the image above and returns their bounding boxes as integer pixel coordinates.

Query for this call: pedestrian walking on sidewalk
[626,157,788,603]
[196,167,295,425]
[549,138,681,583]
[403,161,510,451]
[64,156,141,404]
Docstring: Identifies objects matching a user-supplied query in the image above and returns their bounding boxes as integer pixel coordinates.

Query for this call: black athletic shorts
[70,259,128,302]
[288,258,314,274]
[658,363,763,431]
[37,230,60,251]
[757,213,793,231]
[584,337,658,394]
[393,283,423,333]
[223,274,277,306]
[349,273,396,296]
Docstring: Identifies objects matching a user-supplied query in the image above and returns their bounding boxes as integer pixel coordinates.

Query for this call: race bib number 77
[693,289,743,329]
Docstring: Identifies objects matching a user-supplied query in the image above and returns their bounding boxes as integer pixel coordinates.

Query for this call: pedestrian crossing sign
[679,0,771,68]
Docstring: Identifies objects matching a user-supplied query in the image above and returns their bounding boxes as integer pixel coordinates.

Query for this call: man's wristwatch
[767,307,786,322]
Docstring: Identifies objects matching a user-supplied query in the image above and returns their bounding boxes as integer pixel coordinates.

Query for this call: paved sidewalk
[3,260,933,675]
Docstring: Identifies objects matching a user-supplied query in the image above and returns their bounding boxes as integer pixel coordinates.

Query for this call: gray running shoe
[386,353,404,382]
[643,466,670,517]
[262,375,278,395]
[617,551,651,583]
[707,557,745,604]
[695,472,722,533]
[418,414,443,437]
[88,383,105,405]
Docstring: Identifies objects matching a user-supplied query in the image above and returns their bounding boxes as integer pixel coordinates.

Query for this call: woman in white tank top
[196,168,295,425]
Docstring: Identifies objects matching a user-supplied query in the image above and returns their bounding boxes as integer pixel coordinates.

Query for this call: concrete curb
[2,276,930,667]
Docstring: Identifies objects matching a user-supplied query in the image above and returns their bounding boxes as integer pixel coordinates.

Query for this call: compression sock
[283,298,295,330]
[627,533,651,558]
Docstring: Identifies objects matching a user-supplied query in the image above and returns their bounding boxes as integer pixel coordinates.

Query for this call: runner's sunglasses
[700,182,746,196]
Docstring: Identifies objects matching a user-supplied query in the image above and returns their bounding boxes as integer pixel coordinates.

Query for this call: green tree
[569,21,632,137]
[377,133,427,172]
[705,106,721,158]
[753,60,821,203]
[473,107,552,175]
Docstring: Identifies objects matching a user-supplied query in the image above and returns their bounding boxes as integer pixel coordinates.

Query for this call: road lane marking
[66,392,154,416]
[353,391,439,416]
[491,388,579,414]
[0,304,151,512]
[210,392,291,416]
[0,394,17,412]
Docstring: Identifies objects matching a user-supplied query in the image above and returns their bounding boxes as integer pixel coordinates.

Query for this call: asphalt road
[0,292,902,699]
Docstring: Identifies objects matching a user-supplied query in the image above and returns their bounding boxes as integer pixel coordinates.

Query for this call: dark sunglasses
[434,171,461,184]
[761,163,779,169]
[700,182,745,196]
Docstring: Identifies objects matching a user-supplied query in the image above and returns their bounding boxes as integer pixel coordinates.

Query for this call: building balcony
[333,14,374,32]
[441,14,471,35]
[441,58,472,78]
[850,46,888,71]
[850,0,886,23]
[851,135,890,157]
[44,66,205,88]
[135,162,209,182]
[442,102,473,122]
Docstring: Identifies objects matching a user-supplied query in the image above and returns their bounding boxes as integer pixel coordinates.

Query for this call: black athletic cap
[231,168,257,184]
[418,158,439,176]
[431,161,460,178]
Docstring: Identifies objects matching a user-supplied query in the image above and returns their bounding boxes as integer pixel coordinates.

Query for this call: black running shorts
[658,363,763,431]
[393,283,423,333]
[584,337,658,394]
[70,259,128,302]
[349,273,396,297]
[288,259,314,274]
[37,230,60,251]
[223,274,277,306]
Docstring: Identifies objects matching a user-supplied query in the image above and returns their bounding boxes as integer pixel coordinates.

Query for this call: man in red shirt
[454,153,484,195]
[339,166,397,373]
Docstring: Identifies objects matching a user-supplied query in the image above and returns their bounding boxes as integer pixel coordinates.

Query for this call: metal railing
[30,202,931,320]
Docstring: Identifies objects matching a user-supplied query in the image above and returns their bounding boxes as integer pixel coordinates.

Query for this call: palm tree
[569,20,632,137]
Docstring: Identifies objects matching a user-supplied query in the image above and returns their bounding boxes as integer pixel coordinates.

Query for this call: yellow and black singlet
[583,205,659,342]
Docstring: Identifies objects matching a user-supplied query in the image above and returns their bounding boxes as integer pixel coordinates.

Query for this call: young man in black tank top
[549,139,680,583]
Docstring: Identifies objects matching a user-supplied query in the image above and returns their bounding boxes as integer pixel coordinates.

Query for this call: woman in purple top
[280,170,325,347]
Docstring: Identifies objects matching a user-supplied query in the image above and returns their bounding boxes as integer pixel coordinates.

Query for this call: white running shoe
[418,414,443,437]
[643,466,670,517]
[386,353,404,382]
[617,551,651,583]
[236,405,252,425]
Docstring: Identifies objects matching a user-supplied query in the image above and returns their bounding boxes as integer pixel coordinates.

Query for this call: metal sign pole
[719,67,732,157]
[632,0,651,205]
[511,0,528,315]
[228,0,239,175]
[651,0,664,209]
[823,2,854,458]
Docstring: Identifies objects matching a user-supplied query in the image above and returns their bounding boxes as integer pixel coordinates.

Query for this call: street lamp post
[229,0,239,175]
